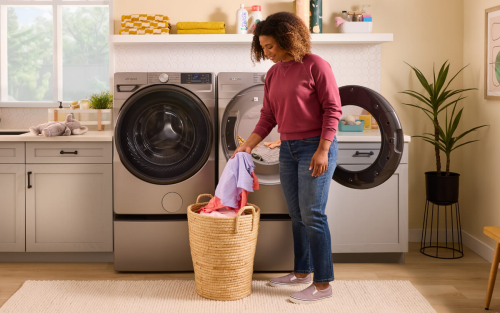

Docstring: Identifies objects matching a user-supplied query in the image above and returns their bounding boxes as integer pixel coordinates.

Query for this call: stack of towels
[176,22,225,34]
[119,14,171,35]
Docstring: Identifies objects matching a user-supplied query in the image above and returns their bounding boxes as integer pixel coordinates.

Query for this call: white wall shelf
[109,33,393,45]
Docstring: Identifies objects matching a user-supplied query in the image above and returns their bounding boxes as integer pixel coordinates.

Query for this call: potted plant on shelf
[401,61,488,204]
[89,91,113,131]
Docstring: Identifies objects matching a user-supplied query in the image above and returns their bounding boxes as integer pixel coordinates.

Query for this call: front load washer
[113,72,215,272]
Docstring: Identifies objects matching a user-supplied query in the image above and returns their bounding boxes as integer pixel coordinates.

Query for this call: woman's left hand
[309,149,329,177]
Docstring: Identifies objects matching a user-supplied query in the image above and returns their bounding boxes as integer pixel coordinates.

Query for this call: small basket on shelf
[338,119,365,132]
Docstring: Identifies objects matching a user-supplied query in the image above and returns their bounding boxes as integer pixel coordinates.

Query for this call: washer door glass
[115,84,213,185]
[221,85,280,185]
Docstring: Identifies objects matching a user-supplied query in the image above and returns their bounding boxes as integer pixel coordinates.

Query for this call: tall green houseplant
[401,61,488,176]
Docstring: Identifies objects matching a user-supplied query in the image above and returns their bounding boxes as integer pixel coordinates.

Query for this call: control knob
[159,73,169,83]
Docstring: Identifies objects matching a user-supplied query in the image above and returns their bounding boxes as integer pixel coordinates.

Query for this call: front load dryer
[218,72,294,271]
[113,72,215,272]
[217,72,406,271]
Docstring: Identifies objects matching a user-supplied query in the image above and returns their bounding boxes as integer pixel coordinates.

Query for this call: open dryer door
[333,85,404,189]
[220,83,404,190]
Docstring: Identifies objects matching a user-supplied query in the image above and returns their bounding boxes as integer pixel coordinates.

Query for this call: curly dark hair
[251,12,311,64]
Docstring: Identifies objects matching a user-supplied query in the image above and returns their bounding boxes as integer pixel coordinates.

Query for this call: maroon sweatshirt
[252,53,342,142]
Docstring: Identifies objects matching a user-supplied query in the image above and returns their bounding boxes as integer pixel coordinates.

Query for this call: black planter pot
[425,171,460,205]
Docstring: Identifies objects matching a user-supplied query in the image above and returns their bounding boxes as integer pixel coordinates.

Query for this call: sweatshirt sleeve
[252,75,277,140]
[311,59,342,142]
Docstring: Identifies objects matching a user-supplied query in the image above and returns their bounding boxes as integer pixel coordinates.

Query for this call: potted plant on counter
[401,61,488,204]
[89,91,113,131]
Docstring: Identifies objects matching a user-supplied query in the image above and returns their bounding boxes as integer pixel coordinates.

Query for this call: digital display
[181,73,211,84]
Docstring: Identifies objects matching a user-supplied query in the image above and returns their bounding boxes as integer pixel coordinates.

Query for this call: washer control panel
[148,72,181,84]
[181,73,211,84]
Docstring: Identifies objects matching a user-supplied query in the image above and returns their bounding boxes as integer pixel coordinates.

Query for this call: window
[0,0,112,107]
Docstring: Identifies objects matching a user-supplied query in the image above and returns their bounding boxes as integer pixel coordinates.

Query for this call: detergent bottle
[248,5,262,34]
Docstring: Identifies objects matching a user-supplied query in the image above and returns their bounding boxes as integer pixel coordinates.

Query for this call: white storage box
[339,22,373,33]
[48,109,112,131]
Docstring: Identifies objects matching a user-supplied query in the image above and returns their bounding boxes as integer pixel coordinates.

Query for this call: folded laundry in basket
[199,152,259,214]
[176,22,225,30]
[177,29,225,34]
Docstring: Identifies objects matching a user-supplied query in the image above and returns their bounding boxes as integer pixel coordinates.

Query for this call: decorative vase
[425,171,460,205]
[309,0,322,33]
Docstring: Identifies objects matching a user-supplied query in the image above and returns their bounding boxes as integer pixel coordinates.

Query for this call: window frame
[0,0,113,107]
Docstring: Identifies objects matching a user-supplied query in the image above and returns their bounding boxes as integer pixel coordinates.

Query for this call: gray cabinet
[26,163,113,252]
[327,142,409,253]
[0,143,25,252]
[0,141,113,253]
[0,164,26,252]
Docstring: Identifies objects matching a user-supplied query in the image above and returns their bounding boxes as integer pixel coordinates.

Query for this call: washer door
[333,85,404,189]
[115,84,213,185]
[221,84,281,185]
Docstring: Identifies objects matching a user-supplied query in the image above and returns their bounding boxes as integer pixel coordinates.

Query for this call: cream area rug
[0,280,436,313]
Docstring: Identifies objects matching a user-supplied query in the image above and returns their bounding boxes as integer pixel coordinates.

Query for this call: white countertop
[0,130,113,142]
[0,129,410,143]
[336,129,411,142]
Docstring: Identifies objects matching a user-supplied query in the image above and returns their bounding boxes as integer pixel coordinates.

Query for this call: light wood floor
[0,242,498,313]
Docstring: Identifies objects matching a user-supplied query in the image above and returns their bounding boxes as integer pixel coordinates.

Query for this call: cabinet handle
[27,171,32,189]
[60,150,78,155]
[354,151,374,156]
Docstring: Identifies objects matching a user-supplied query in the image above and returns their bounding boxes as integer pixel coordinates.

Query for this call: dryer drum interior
[334,85,404,189]
[220,84,281,186]
[115,84,213,185]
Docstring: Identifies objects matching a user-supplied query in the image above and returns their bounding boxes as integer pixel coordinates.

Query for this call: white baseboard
[409,229,496,264]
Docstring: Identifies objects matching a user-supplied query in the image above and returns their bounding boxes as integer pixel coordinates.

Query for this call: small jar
[347,11,355,22]
[354,12,363,22]
[79,97,90,121]
[342,11,348,21]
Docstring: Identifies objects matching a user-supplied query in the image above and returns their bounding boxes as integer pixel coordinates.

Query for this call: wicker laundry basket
[187,194,261,301]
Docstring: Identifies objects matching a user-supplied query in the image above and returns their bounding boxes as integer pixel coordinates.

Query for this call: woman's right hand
[231,144,252,159]
[230,133,263,159]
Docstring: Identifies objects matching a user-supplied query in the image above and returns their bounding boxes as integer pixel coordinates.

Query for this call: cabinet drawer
[0,142,25,163]
[26,142,112,164]
[337,142,408,164]
[338,149,381,164]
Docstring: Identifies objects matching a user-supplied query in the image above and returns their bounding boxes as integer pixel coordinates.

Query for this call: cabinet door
[26,164,112,252]
[327,164,408,253]
[0,164,25,252]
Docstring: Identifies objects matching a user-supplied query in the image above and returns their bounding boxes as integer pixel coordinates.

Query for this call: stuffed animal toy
[30,114,88,137]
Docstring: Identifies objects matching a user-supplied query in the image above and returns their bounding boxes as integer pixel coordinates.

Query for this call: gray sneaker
[269,272,312,287]
[289,284,332,304]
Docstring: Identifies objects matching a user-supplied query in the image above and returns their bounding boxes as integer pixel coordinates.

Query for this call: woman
[232,12,342,304]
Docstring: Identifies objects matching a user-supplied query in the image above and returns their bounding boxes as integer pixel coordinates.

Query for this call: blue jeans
[279,135,338,283]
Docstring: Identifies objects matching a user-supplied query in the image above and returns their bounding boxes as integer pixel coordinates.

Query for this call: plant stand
[420,199,464,259]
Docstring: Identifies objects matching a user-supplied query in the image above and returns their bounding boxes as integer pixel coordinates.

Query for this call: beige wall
[461,0,500,249]
[114,0,465,230]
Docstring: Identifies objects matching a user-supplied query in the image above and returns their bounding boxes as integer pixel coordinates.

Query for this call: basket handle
[235,205,256,234]
[196,194,213,204]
